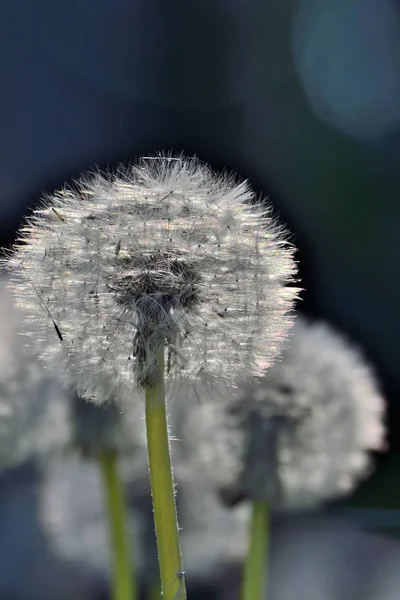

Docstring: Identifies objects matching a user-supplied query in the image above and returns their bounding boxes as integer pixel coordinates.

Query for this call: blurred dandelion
[186,316,386,509]
[184,316,386,600]
[229,317,386,508]
[0,277,142,600]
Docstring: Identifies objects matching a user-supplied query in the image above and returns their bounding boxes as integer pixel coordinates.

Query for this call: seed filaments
[108,250,202,312]
[106,248,204,386]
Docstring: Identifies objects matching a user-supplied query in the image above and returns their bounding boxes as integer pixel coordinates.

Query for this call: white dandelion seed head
[3,155,298,405]
[271,318,386,507]
[183,316,386,509]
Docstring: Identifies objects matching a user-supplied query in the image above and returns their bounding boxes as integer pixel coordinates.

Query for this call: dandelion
[60,393,146,600]
[2,155,298,404]
[2,154,298,600]
[183,316,386,600]
[223,317,386,509]
[185,316,386,507]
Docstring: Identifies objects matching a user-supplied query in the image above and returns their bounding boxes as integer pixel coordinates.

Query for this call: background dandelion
[179,316,386,600]
[0,275,145,600]
[184,316,386,509]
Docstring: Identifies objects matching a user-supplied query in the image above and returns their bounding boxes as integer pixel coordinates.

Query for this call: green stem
[241,499,270,600]
[145,350,187,600]
[99,449,136,600]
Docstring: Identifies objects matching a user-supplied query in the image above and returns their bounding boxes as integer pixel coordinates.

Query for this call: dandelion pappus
[20,263,64,342]
[51,208,66,222]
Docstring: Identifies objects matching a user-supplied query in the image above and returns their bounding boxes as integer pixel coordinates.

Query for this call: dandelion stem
[241,499,269,600]
[145,350,186,600]
[99,449,136,600]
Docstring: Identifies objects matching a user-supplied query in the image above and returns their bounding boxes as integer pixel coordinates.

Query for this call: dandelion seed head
[3,155,298,405]
[184,317,386,509]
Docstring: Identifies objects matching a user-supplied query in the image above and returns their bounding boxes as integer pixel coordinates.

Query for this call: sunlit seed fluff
[0,278,71,469]
[183,317,386,509]
[2,155,298,405]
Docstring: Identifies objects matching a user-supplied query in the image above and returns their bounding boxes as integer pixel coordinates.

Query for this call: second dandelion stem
[145,350,186,600]
[241,499,270,600]
[99,448,136,600]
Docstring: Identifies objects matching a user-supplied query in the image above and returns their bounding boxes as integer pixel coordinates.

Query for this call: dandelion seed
[19,264,64,342]
[52,207,65,222]
[2,155,299,406]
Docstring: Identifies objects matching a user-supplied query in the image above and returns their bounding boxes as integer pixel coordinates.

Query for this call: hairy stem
[99,449,136,600]
[241,499,269,600]
[145,350,186,600]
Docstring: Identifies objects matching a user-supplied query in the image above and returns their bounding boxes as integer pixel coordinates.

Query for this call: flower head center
[107,250,202,316]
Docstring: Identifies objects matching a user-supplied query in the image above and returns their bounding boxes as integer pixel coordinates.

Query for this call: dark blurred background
[1,0,400,598]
